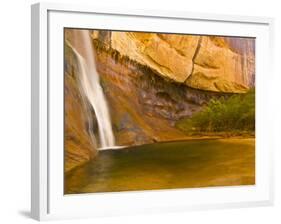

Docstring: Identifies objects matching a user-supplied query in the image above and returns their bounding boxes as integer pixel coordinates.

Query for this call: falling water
[70,30,115,149]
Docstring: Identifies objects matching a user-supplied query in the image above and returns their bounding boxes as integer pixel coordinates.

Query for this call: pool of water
[65,138,255,194]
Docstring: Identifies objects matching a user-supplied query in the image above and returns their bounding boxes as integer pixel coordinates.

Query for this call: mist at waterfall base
[71,30,121,150]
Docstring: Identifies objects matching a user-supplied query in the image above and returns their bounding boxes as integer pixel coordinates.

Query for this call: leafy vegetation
[176,89,255,133]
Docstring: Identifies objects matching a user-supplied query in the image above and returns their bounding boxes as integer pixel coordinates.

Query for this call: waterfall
[70,30,115,149]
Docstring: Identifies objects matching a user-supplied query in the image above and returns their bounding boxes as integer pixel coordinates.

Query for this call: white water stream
[71,30,116,149]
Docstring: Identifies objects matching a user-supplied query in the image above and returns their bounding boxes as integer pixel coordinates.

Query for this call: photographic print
[64,29,255,194]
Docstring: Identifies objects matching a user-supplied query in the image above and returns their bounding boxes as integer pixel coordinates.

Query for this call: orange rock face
[110,32,196,83]
[64,38,97,172]
[102,31,255,93]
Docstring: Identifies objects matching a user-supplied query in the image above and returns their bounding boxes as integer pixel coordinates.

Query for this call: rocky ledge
[93,31,255,93]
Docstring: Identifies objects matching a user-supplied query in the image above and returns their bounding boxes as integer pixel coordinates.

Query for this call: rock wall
[64,38,97,172]
[92,38,234,146]
[93,31,255,93]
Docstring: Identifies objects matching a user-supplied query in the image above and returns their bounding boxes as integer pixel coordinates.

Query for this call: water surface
[65,138,255,194]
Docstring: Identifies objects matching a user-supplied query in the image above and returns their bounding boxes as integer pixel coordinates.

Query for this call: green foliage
[176,89,255,133]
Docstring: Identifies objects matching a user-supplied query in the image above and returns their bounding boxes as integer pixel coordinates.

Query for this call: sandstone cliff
[93,31,255,93]
[91,37,235,146]
[64,39,97,172]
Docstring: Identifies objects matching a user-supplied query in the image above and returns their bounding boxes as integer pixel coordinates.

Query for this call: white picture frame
[31,2,275,221]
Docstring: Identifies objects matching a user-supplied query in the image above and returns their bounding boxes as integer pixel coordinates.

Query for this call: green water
[65,138,255,194]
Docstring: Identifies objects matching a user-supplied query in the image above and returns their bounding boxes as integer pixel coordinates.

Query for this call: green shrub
[176,89,255,133]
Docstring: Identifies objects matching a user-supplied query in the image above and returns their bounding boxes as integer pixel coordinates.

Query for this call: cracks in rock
[157,34,187,57]
[145,53,174,76]
[184,36,203,83]
[192,36,203,62]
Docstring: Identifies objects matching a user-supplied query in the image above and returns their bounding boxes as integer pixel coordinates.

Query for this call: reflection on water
[65,138,255,194]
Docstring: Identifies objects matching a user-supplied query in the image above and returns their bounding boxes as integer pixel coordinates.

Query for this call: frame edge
[31,2,275,220]
[31,2,49,221]
[31,3,40,221]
